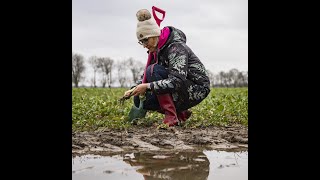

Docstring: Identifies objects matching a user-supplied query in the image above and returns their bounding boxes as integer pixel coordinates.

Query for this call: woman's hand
[124,87,136,97]
[131,83,149,96]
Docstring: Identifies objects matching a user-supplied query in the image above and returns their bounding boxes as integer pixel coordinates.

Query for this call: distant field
[72,87,248,131]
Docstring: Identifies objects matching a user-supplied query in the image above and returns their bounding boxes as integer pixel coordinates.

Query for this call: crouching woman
[125,9,211,126]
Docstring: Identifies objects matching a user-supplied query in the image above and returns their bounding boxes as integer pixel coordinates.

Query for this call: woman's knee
[146,64,168,82]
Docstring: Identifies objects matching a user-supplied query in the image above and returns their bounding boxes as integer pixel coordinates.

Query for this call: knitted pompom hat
[136,9,161,41]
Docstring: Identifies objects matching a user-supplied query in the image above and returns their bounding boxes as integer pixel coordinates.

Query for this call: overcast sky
[72,0,248,77]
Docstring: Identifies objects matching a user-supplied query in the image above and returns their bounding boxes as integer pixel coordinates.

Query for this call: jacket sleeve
[150,43,188,94]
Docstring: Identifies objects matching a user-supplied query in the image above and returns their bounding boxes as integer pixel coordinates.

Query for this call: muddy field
[72,125,248,156]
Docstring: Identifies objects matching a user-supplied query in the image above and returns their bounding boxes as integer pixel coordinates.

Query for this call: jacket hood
[160,26,186,50]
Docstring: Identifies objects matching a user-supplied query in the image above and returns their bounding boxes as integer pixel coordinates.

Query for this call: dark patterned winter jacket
[148,26,211,111]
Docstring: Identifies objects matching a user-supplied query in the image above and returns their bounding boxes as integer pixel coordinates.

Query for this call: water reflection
[123,151,210,180]
[72,150,248,180]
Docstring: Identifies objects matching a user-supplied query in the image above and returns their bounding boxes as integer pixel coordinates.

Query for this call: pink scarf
[142,27,170,83]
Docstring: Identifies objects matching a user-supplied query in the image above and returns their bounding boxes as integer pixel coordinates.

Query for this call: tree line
[72,52,248,88]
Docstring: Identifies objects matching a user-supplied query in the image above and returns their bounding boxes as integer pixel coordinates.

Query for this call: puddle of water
[204,150,248,180]
[72,150,247,180]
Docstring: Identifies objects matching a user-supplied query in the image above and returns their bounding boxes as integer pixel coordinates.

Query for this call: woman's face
[139,36,158,52]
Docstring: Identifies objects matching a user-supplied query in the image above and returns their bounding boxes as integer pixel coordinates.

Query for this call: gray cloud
[72,0,248,75]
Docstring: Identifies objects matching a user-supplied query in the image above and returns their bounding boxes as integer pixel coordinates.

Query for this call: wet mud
[72,125,248,156]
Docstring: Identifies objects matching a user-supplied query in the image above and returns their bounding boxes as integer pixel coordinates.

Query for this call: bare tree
[243,71,248,86]
[116,60,128,87]
[208,69,248,87]
[206,70,214,87]
[88,56,101,87]
[98,57,114,88]
[214,73,220,87]
[128,58,145,85]
[228,68,239,87]
[72,52,86,87]
[219,71,228,87]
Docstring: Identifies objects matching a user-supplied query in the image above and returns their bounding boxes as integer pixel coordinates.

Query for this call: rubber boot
[156,94,179,126]
[177,110,192,122]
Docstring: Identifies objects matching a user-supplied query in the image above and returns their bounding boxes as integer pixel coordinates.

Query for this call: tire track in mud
[72,125,248,156]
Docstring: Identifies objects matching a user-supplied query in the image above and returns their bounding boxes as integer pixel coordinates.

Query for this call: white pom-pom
[136,9,151,21]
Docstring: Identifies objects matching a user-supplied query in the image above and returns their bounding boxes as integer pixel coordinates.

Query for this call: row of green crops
[72,87,248,132]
